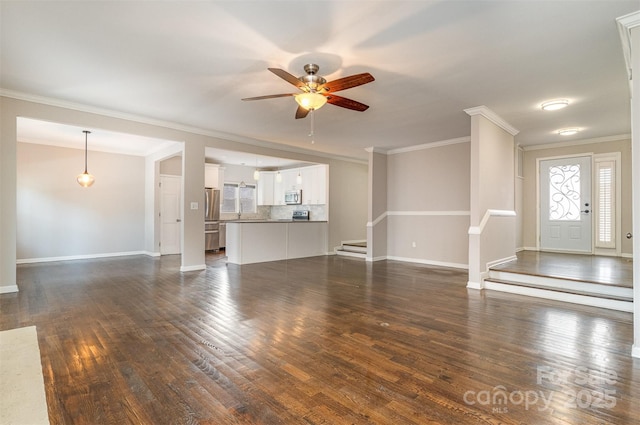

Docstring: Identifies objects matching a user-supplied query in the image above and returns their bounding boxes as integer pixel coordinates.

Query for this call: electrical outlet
[190,202,198,210]
[412,241,417,248]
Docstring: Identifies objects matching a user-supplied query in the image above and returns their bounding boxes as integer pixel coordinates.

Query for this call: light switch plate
[190,202,198,210]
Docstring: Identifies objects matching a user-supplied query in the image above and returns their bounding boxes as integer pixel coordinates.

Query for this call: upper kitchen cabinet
[301,165,327,205]
[205,163,224,188]
[257,171,275,206]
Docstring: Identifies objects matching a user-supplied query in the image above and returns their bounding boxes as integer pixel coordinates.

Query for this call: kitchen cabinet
[301,165,327,205]
[257,171,275,205]
[205,163,222,188]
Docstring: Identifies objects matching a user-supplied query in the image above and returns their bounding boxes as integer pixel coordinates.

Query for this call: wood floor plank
[1,253,638,424]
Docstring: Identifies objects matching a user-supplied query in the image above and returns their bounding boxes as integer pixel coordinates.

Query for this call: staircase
[335,241,367,259]
[484,268,633,313]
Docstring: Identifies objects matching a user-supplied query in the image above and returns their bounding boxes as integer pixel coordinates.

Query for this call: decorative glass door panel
[540,156,592,253]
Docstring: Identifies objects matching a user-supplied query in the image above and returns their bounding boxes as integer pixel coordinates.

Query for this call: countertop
[224,219,327,223]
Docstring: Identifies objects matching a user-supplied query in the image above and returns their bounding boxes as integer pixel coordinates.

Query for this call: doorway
[160,175,182,255]
[539,156,592,253]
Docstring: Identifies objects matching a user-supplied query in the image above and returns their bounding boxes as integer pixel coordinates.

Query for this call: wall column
[0,98,18,293]
[465,106,519,289]
[180,140,206,271]
[617,11,640,358]
[365,147,388,261]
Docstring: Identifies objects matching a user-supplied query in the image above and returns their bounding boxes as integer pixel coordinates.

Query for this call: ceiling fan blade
[326,94,369,112]
[268,68,307,89]
[241,93,295,101]
[295,105,310,119]
[320,73,375,93]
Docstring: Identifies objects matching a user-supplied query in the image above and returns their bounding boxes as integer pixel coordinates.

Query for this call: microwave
[285,190,302,205]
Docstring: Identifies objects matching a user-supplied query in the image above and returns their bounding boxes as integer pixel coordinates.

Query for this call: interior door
[160,175,182,255]
[539,156,592,253]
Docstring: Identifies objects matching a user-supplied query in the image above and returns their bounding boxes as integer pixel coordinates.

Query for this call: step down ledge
[484,280,633,313]
[489,270,633,299]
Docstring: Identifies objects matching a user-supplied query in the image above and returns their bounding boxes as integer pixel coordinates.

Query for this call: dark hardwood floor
[1,253,639,424]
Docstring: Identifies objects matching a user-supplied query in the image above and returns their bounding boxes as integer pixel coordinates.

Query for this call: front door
[539,156,592,253]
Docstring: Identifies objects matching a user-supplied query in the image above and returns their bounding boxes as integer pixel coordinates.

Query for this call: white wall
[386,140,471,268]
[17,143,146,261]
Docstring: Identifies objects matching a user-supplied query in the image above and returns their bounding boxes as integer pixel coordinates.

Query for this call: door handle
[176,219,182,222]
[581,210,590,214]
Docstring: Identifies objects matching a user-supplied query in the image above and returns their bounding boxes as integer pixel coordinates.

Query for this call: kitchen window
[221,182,256,214]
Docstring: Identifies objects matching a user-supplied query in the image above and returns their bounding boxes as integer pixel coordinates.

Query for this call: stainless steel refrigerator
[204,188,220,251]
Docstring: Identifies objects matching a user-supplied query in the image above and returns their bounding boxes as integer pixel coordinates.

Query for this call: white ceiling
[2,1,637,163]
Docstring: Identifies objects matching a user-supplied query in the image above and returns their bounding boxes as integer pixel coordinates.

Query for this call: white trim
[386,255,468,270]
[144,251,161,257]
[180,264,206,272]
[367,210,470,227]
[0,285,19,294]
[1,90,367,165]
[622,253,634,259]
[364,147,388,154]
[387,136,471,155]
[16,250,148,264]
[484,281,633,313]
[367,212,387,227]
[463,105,519,136]
[632,345,640,359]
[468,209,516,235]
[486,255,517,269]
[366,255,387,262]
[467,281,482,290]
[522,134,631,151]
[388,210,470,216]
[617,11,640,86]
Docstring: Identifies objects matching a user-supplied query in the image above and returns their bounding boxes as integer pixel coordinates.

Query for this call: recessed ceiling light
[557,128,579,136]
[541,99,569,111]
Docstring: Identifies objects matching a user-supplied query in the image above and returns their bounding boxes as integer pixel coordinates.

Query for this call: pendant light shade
[76,130,95,187]
[296,171,302,185]
[276,170,282,183]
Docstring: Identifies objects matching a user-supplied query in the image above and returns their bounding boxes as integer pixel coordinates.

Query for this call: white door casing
[539,156,592,253]
[160,175,182,255]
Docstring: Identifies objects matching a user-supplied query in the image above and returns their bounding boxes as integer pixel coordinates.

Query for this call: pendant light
[276,170,282,183]
[76,130,95,187]
[296,170,302,185]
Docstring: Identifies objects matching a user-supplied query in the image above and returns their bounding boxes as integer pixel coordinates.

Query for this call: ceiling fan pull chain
[309,109,315,144]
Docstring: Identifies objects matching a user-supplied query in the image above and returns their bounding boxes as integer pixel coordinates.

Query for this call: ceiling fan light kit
[242,63,374,119]
[294,92,328,110]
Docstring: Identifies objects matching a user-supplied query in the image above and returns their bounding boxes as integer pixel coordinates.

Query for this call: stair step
[484,278,632,302]
[336,249,366,259]
[341,245,367,254]
[484,279,633,313]
[488,270,633,301]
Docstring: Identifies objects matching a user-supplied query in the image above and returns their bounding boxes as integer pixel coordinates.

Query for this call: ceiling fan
[242,64,375,119]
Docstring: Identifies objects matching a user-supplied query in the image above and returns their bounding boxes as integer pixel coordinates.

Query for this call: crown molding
[0,88,367,165]
[387,136,470,155]
[522,134,631,151]
[616,11,640,86]
[464,105,519,136]
[364,147,388,154]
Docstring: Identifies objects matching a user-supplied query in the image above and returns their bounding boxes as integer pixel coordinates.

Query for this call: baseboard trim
[632,344,640,359]
[17,251,148,264]
[386,255,468,270]
[0,285,19,294]
[180,264,206,272]
[467,281,482,290]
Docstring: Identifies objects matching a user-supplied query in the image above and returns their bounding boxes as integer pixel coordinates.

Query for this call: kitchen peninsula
[226,220,328,265]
